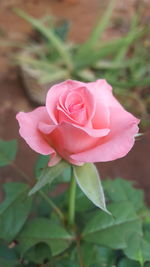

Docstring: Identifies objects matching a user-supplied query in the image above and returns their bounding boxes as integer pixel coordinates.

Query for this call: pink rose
[16,79,139,166]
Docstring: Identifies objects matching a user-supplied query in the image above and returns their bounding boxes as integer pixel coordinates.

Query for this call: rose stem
[68,167,76,226]
[76,237,84,267]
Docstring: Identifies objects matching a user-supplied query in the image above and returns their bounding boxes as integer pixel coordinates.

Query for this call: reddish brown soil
[0,0,150,204]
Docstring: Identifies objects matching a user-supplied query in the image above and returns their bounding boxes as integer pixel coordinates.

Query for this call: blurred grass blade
[114,15,139,62]
[76,68,96,81]
[76,0,116,61]
[87,0,116,46]
[14,9,73,70]
[93,59,134,70]
[74,27,146,70]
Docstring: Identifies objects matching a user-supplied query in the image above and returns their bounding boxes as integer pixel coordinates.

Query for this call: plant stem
[68,169,76,226]
[76,237,84,267]
[39,190,65,222]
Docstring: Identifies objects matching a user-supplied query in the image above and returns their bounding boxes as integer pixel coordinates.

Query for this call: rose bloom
[16,79,139,166]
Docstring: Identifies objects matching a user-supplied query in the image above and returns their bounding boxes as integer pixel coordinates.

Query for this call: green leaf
[144,224,150,242]
[118,258,140,267]
[83,201,142,249]
[0,244,18,267]
[71,243,116,267]
[103,178,145,212]
[25,243,51,264]
[56,259,78,267]
[0,243,18,267]
[0,183,32,241]
[0,139,17,167]
[0,243,18,261]
[29,160,69,195]
[0,258,17,267]
[124,233,150,266]
[73,163,108,212]
[35,193,53,217]
[17,218,73,256]
[55,165,72,184]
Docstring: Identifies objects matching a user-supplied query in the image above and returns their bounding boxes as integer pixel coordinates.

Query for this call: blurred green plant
[0,139,150,266]
[13,0,150,127]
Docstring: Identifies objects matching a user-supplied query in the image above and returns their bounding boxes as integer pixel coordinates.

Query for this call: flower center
[57,86,95,126]
[65,92,84,113]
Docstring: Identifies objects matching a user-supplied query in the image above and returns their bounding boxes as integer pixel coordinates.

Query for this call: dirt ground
[0,0,150,204]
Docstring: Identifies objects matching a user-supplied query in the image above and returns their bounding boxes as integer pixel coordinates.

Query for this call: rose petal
[71,107,140,162]
[86,79,112,129]
[16,107,56,155]
[65,91,83,112]
[58,87,95,126]
[72,123,110,137]
[57,105,87,125]
[49,121,109,165]
[46,80,85,124]
[38,122,56,134]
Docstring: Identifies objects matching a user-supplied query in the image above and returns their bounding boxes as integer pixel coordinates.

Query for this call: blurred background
[0,0,150,203]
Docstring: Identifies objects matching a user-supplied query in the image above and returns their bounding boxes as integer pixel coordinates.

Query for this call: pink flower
[16,79,139,166]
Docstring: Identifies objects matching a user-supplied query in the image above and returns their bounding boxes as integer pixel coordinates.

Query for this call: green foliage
[0,243,18,267]
[0,139,17,167]
[103,178,145,212]
[25,243,51,264]
[17,218,73,256]
[0,139,150,266]
[55,259,78,267]
[71,243,116,267]
[35,155,71,185]
[29,160,69,195]
[0,183,32,241]
[124,233,150,266]
[0,175,150,266]
[73,163,108,212]
[0,243,17,261]
[0,258,18,267]
[118,258,140,267]
[75,186,94,212]
[83,201,142,249]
